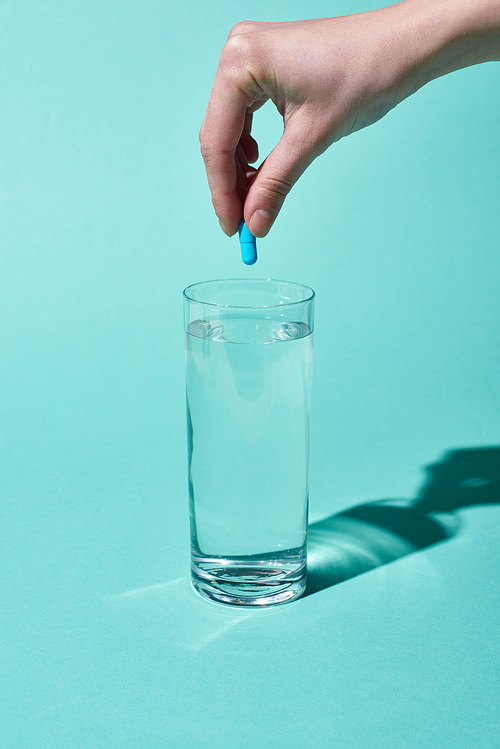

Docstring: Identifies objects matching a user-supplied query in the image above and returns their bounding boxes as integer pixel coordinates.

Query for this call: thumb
[244,121,317,237]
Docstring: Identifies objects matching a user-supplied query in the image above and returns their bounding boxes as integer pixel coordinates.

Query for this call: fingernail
[249,208,274,237]
[218,218,232,237]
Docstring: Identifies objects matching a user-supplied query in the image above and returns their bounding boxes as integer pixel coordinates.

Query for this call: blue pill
[238,221,257,265]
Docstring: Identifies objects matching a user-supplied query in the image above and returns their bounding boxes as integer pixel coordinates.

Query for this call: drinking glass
[183,279,314,605]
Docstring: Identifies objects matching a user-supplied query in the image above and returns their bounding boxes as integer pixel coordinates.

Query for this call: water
[186,317,313,605]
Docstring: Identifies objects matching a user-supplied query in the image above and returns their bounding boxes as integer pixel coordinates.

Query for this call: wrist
[395,0,500,91]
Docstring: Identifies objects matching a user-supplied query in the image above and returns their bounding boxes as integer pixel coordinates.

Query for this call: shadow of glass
[305,446,500,597]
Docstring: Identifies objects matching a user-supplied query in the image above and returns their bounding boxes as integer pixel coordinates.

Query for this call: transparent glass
[183,279,315,606]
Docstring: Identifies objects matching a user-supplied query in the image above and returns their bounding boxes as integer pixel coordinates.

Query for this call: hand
[200,1,500,238]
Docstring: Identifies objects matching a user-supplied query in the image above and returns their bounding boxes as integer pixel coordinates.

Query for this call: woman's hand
[200,1,500,238]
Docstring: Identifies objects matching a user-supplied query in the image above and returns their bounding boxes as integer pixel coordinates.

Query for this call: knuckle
[199,142,218,164]
[257,176,292,205]
[220,27,262,75]
[218,23,268,92]
[220,34,250,68]
[227,20,260,39]
[199,135,211,159]
[199,140,235,168]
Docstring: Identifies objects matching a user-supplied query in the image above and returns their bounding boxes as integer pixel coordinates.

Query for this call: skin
[199,0,500,238]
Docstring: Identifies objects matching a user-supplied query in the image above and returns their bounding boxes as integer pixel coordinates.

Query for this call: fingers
[235,143,257,206]
[240,112,259,164]
[201,22,319,238]
[199,95,246,235]
[244,117,318,237]
[200,41,263,237]
[199,106,244,236]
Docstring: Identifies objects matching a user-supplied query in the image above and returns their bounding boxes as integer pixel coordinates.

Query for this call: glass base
[191,554,307,606]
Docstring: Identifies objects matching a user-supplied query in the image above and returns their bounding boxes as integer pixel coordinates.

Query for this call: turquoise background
[1,0,499,746]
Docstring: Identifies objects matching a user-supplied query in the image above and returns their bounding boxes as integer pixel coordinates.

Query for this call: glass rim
[182,278,315,310]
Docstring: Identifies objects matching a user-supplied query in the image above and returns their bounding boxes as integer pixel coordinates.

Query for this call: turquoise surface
[1,1,499,746]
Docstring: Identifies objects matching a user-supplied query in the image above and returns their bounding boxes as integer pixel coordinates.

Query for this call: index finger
[199,47,261,236]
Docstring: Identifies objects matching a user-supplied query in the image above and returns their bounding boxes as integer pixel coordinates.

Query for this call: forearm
[392,0,500,97]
